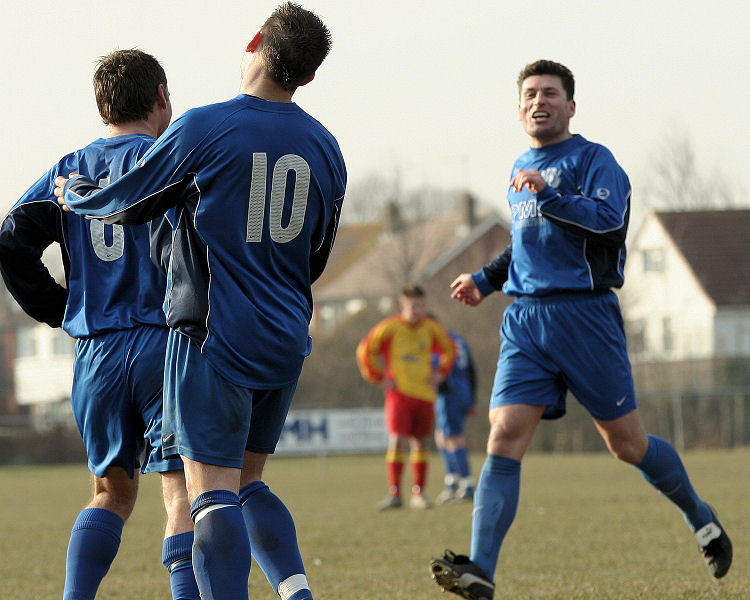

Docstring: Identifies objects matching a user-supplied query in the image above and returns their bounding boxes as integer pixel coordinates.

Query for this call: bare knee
[486,405,544,460]
[89,468,139,521]
[595,411,649,465]
[606,436,648,465]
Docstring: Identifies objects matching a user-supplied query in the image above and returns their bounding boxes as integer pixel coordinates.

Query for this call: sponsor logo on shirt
[540,167,562,188]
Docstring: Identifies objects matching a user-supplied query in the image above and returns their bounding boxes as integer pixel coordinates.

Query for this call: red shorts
[384,390,435,438]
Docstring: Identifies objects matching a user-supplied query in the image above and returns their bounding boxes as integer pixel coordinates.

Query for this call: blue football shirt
[505,134,631,296]
[473,134,631,298]
[63,95,347,389]
[0,135,167,337]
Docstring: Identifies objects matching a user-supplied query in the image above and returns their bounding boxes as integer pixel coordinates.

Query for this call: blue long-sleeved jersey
[0,135,167,337]
[63,95,347,389]
[437,331,476,405]
[473,134,631,297]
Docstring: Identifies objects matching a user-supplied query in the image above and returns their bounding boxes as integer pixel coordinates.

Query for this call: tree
[638,131,737,211]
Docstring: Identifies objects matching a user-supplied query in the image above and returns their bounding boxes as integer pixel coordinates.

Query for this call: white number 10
[246,153,310,243]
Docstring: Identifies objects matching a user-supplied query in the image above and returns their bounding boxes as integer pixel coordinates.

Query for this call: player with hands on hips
[0,49,199,600]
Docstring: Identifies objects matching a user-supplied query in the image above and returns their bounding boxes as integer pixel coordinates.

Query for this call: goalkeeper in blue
[429,59,731,600]
[55,4,346,599]
[0,50,199,599]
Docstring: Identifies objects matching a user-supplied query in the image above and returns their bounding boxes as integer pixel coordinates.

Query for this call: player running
[55,4,346,599]
[0,50,198,600]
[430,59,731,600]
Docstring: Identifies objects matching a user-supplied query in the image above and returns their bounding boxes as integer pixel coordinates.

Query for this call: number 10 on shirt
[246,152,310,244]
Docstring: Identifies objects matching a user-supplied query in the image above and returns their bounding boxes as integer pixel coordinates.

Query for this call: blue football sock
[439,447,453,483]
[240,481,311,600]
[637,434,712,531]
[454,446,471,479]
[63,507,123,600]
[162,531,200,600]
[191,490,251,600]
[470,455,521,581]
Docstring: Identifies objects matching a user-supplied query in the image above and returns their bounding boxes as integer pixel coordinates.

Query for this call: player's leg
[381,390,408,508]
[162,329,252,600]
[431,299,557,599]
[471,403,544,577]
[566,293,731,578]
[594,410,709,521]
[183,457,249,600]
[431,403,543,600]
[240,383,312,600]
[135,325,200,600]
[240,452,312,600]
[408,434,432,509]
[446,432,474,501]
[434,427,459,504]
[160,470,200,600]
[64,333,139,600]
[408,396,435,508]
[594,410,731,577]
[63,467,137,600]
[444,398,475,501]
[435,397,461,504]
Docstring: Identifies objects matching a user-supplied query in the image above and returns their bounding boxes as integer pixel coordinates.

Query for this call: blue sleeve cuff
[471,269,495,297]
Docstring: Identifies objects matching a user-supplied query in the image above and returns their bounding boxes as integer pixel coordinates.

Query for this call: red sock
[411,449,428,493]
[386,449,405,496]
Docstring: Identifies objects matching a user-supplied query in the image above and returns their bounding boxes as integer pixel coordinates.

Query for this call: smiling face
[518,74,576,147]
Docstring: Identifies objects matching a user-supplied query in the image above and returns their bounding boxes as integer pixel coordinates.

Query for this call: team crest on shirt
[540,167,561,188]
[596,187,611,199]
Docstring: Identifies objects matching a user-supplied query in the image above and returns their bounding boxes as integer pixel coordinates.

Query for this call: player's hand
[510,169,546,194]
[428,371,445,388]
[380,377,395,391]
[54,173,78,212]
[450,273,484,307]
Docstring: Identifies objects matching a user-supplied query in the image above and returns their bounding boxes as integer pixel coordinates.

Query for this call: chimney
[461,192,477,229]
[383,200,403,234]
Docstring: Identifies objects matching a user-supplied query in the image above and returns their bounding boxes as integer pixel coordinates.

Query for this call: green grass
[1,449,747,599]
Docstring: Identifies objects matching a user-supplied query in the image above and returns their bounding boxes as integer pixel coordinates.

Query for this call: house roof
[656,209,750,306]
[313,209,504,302]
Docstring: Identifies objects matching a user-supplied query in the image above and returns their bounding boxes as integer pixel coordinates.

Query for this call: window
[15,327,37,358]
[642,248,665,272]
[662,317,673,353]
[626,319,646,354]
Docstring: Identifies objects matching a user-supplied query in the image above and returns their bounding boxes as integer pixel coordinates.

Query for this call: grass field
[1,449,747,599]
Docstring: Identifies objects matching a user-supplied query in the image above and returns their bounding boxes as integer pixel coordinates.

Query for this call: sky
[2,0,748,221]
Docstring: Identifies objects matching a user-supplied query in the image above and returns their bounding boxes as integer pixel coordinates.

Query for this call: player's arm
[355,320,392,384]
[477,244,512,292]
[0,201,68,327]
[431,324,456,384]
[527,147,630,247]
[55,113,200,225]
[452,243,512,307]
[310,192,344,284]
[148,214,173,275]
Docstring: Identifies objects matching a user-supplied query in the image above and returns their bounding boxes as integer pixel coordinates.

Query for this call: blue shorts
[162,330,297,468]
[72,325,182,478]
[491,291,637,420]
[435,389,473,437]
